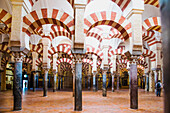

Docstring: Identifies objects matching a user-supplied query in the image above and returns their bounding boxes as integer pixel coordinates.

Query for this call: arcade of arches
[0,0,168,112]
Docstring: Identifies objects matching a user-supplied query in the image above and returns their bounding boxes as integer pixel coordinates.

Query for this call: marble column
[13,53,23,110]
[33,72,36,92]
[145,73,149,92]
[153,70,158,87]
[93,71,97,92]
[102,69,107,97]
[72,53,84,111]
[143,76,145,89]
[61,76,63,89]
[117,75,120,90]
[53,72,57,92]
[111,73,115,92]
[88,75,91,90]
[160,0,170,112]
[43,69,49,97]
[130,60,138,109]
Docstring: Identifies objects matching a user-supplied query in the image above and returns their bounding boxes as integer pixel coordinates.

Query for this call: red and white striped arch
[56,58,72,65]
[29,0,74,8]
[143,49,156,62]
[87,0,131,11]
[137,60,148,68]
[35,57,42,66]
[86,27,103,42]
[23,57,32,64]
[144,0,159,8]
[0,43,10,53]
[143,31,161,46]
[117,59,128,65]
[22,8,74,37]
[84,11,132,40]
[0,8,12,33]
[109,28,119,37]
[83,59,93,67]
[34,27,43,36]
[108,48,124,57]
[142,17,161,33]
[50,25,71,40]
[111,33,124,41]
[30,44,43,56]
[137,65,145,70]
[48,44,73,58]
[86,45,104,61]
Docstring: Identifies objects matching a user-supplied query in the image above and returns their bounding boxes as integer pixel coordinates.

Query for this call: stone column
[0,52,6,91]
[43,68,49,97]
[142,75,145,89]
[102,68,107,97]
[42,38,51,97]
[53,71,57,92]
[72,52,84,111]
[111,73,115,92]
[92,55,97,92]
[130,58,138,109]
[160,0,170,112]
[13,52,24,110]
[33,71,36,92]
[61,75,63,89]
[88,74,91,90]
[145,73,149,91]
[53,54,58,92]
[93,71,97,92]
[117,75,120,90]
[72,62,75,97]
[149,72,154,92]
[58,75,60,90]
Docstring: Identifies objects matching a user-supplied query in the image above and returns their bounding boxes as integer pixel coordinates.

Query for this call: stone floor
[0,89,163,113]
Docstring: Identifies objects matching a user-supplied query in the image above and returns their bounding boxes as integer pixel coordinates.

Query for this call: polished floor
[0,89,163,113]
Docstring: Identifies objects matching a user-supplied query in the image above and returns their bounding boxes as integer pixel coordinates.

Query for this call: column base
[53,89,56,92]
[112,88,114,92]
[102,89,107,97]
[13,107,22,111]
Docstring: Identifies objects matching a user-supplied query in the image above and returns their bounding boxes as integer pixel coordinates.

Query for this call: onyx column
[103,69,107,97]
[43,69,49,97]
[130,59,138,109]
[160,0,170,112]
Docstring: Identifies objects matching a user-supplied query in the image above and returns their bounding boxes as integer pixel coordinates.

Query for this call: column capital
[12,52,25,62]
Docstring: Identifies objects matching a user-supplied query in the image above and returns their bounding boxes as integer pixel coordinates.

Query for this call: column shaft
[13,61,22,110]
[43,70,48,97]
[58,76,60,90]
[93,72,97,92]
[88,75,91,90]
[102,71,107,97]
[74,62,82,111]
[1,68,6,91]
[53,74,56,92]
[112,73,115,92]
[130,64,138,109]
[117,75,120,90]
[33,73,36,92]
